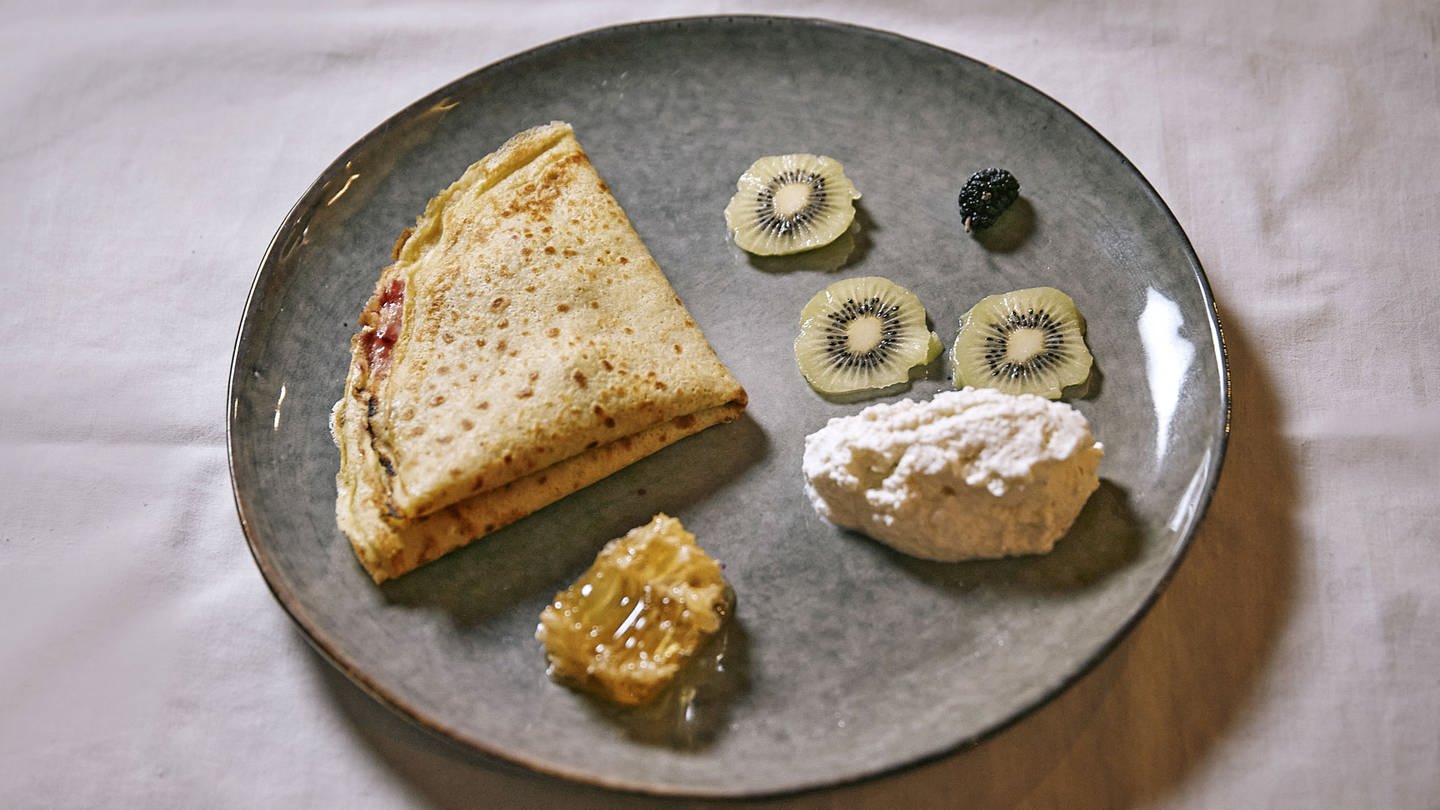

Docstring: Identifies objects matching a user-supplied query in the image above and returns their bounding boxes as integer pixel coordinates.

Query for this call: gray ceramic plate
[229,16,1228,798]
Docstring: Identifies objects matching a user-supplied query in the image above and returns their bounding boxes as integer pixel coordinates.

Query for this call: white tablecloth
[4,1,1437,806]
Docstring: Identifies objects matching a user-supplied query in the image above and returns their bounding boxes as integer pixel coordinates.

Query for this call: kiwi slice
[951,286,1093,399]
[724,153,860,255]
[795,276,940,396]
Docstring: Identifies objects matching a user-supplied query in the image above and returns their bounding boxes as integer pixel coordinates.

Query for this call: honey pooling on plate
[536,514,733,705]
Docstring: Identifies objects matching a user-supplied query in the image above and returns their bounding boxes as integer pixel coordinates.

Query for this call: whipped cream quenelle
[802,387,1103,561]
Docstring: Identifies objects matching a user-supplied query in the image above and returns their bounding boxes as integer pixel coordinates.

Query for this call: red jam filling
[363,278,404,380]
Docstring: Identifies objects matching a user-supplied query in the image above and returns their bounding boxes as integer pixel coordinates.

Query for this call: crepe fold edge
[329,121,748,582]
[332,386,745,583]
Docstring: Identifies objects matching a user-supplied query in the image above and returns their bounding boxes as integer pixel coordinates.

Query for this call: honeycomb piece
[537,514,732,705]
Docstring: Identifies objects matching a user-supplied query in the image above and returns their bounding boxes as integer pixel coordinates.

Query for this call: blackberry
[957,168,1020,232]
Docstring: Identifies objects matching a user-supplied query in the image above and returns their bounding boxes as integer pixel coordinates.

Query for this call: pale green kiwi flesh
[724,153,860,256]
[951,286,1092,399]
[795,276,938,395]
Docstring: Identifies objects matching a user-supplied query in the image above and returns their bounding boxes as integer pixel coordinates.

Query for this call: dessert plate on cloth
[229,16,1228,797]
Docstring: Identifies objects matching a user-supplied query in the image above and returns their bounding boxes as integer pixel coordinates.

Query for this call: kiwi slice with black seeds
[951,286,1093,399]
[724,154,860,256]
[795,276,940,396]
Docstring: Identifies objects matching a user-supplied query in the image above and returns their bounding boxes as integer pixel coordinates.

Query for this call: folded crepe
[331,122,747,583]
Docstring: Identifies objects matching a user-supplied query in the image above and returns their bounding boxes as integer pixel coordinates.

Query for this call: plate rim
[226,13,1231,798]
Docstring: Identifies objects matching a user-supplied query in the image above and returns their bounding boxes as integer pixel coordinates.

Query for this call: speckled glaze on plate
[228,16,1228,798]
